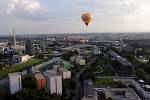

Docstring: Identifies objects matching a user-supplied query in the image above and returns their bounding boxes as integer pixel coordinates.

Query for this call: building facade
[25,38,33,55]
[13,55,31,63]
[9,72,22,94]
[44,70,62,95]
[70,56,86,65]
[32,70,46,90]
[58,67,71,79]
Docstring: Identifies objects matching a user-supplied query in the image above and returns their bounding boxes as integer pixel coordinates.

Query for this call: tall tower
[13,29,16,46]
[25,38,33,55]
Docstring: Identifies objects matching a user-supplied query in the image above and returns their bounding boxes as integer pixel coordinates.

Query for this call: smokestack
[13,29,16,46]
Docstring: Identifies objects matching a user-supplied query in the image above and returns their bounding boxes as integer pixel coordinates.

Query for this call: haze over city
[1,0,150,35]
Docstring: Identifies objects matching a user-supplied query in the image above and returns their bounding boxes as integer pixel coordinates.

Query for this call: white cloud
[1,0,150,34]
[1,0,42,15]
[0,0,49,20]
[22,0,41,12]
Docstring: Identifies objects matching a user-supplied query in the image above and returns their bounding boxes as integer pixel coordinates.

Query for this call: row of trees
[114,47,150,79]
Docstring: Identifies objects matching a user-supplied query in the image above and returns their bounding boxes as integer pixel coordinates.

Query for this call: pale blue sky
[0,0,150,35]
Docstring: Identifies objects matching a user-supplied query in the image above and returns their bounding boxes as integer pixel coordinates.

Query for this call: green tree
[136,69,145,79]
[107,97,113,100]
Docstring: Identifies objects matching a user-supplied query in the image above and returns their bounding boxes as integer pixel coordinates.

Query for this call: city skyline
[0,0,150,35]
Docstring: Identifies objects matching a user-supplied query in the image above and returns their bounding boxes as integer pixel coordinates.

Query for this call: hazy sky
[0,0,150,35]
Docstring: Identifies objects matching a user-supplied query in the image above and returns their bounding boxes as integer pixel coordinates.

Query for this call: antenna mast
[13,29,16,46]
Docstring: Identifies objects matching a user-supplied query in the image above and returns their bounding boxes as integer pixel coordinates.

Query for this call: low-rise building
[104,88,141,100]
[13,55,31,63]
[61,60,71,69]
[58,67,71,79]
[44,70,62,95]
[76,57,86,65]
[9,72,22,94]
[70,56,86,65]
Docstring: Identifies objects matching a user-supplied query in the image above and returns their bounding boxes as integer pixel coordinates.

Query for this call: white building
[44,70,62,95]
[13,55,31,63]
[9,72,22,94]
[58,67,71,79]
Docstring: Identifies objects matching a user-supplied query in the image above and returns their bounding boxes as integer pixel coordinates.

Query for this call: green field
[0,58,44,80]
[94,78,120,88]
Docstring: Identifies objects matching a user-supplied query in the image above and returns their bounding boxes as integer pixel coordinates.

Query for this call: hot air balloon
[81,13,92,27]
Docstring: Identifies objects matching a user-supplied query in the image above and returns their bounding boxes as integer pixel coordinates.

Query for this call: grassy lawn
[0,58,44,80]
[94,78,119,88]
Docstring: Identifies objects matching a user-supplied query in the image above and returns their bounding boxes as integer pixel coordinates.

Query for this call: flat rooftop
[9,72,21,77]
[33,70,45,80]
[104,88,141,100]
[58,67,70,72]
[43,70,61,77]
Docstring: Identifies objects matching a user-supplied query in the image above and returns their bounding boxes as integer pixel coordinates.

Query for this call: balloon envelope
[81,13,92,27]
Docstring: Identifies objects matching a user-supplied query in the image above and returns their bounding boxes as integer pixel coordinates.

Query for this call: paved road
[72,57,97,100]
[96,76,136,79]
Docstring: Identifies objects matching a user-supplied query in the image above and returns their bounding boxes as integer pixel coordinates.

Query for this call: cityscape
[0,33,150,100]
[0,0,150,100]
